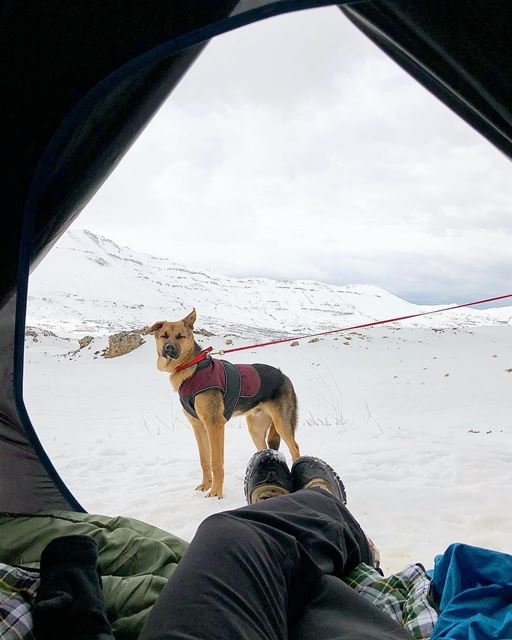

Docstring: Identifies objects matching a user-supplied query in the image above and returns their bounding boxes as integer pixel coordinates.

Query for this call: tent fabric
[1,0,240,513]
[341,1,512,161]
[431,543,512,640]
[1,0,511,513]
[0,510,188,639]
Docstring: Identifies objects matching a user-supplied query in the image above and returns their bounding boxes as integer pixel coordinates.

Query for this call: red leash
[177,293,512,370]
[175,346,214,372]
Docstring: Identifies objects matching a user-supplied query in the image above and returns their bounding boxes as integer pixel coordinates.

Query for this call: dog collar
[174,346,214,373]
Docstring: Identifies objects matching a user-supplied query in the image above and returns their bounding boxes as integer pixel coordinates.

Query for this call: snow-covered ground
[24,230,512,574]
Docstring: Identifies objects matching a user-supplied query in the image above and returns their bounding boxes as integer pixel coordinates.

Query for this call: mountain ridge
[27,229,512,338]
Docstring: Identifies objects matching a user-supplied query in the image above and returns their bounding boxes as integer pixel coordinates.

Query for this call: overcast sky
[74,6,511,305]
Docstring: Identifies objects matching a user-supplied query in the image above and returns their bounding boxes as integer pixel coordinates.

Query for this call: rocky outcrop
[25,327,39,342]
[79,336,94,349]
[195,327,215,337]
[25,326,58,342]
[139,325,152,335]
[104,331,144,358]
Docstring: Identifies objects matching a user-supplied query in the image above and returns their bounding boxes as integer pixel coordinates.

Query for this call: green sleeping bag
[0,511,188,639]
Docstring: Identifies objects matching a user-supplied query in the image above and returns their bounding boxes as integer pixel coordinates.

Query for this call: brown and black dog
[149,309,300,498]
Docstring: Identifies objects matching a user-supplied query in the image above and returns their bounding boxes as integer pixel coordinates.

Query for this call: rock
[308,337,320,343]
[225,339,233,345]
[195,327,215,337]
[290,341,299,347]
[26,327,39,342]
[25,326,58,342]
[79,336,94,349]
[104,331,144,358]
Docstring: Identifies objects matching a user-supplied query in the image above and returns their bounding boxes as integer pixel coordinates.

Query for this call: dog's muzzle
[163,342,180,359]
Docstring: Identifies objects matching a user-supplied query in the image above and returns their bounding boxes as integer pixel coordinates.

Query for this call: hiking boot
[244,449,293,504]
[291,456,347,504]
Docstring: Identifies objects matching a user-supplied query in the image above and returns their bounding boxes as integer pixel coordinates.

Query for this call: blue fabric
[431,543,512,639]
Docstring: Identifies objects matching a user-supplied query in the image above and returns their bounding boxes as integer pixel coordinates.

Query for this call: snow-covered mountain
[27,229,511,338]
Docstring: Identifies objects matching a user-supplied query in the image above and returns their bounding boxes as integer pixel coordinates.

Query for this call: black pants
[140,489,411,639]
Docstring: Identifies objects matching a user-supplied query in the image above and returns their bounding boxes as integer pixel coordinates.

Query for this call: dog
[149,309,300,498]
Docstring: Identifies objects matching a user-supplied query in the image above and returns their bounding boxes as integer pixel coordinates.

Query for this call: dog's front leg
[204,420,225,498]
[186,415,212,492]
[195,393,225,499]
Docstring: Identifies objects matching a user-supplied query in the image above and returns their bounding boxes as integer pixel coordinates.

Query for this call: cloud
[75,6,512,304]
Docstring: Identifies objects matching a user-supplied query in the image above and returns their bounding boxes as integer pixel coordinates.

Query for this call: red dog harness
[179,357,261,420]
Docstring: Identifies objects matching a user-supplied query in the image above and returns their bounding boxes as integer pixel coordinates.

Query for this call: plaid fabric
[0,563,39,640]
[0,557,437,640]
[345,562,438,639]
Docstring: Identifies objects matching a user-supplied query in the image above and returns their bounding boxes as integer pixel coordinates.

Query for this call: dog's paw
[195,481,212,492]
[205,487,223,499]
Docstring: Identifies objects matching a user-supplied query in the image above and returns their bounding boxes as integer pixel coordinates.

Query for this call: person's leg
[141,451,412,640]
[289,575,412,640]
[140,487,387,640]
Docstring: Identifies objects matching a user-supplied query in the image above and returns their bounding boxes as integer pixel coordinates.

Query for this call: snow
[24,229,512,574]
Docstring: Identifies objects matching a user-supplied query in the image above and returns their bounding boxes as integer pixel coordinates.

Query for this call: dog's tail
[266,422,281,450]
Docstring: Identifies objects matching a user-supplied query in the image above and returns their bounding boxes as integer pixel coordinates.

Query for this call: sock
[33,535,114,640]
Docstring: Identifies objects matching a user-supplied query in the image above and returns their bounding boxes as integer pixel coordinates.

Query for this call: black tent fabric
[1,0,510,514]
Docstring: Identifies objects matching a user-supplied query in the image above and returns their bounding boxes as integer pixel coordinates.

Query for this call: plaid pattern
[0,558,437,640]
[345,562,438,639]
[0,563,39,640]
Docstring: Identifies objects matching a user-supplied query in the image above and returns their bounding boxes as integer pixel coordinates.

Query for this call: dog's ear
[148,321,165,334]
[183,308,196,329]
